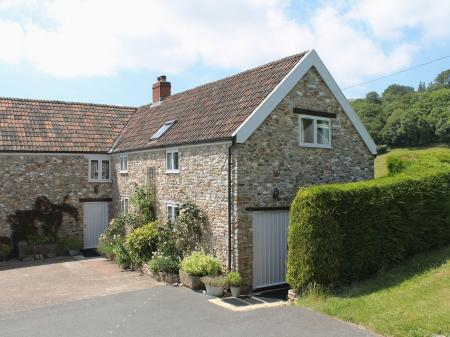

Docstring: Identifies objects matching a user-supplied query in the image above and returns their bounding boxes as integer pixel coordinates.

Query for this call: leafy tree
[435,69,450,86]
[382,84,414,102]
[351,71,450,148]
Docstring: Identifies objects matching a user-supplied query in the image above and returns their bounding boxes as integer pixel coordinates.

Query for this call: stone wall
[0,154,112,241]
[233,67,375,289]
[112,142,230,264]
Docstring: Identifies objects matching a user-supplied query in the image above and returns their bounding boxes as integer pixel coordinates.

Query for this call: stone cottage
[0,50,376,290]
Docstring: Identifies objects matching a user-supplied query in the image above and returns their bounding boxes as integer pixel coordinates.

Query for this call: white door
[83,202,109,249]
[252,211,289,289]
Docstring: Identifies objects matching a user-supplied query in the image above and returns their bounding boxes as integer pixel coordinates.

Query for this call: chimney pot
[152,75,171,103]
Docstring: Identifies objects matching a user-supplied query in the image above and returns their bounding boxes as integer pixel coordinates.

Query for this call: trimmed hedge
[287,148,450,292]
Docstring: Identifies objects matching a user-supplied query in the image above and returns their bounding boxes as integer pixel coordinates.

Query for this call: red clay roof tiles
[112,52,306,152]
[0,52,306,153]
[0,98,135,152]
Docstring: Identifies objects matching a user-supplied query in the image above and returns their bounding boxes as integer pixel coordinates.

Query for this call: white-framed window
[166,202,180,222]
[299,115,331,148]
[88,155,111,181]
[120,197,129,215]
[120,155,128,173]
[166,148,179,173]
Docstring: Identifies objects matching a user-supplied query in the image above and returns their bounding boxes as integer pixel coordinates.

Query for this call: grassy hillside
[296,148,450,337]
[297,245,450,337]
[374,146,450,178]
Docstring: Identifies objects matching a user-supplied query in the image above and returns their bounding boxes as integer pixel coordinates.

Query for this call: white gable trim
[232,49,377,155]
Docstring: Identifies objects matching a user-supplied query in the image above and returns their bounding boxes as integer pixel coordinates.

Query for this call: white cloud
[0,0,444,87]
[348,0,450,41]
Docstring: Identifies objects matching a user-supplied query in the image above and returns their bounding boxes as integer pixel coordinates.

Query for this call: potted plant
[148,255,180,284]
[62,237,83,256]
[180,252,222,290]
[202,276,226,297]
[227,271,242,297]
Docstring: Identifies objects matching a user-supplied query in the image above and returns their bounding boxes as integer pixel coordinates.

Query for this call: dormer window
[151,120,175,140]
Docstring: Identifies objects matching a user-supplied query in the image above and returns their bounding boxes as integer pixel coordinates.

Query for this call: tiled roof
[112,52,306,152]
[0,98,135,152]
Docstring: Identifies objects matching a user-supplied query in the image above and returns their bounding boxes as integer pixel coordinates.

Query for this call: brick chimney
[152,75,171,103]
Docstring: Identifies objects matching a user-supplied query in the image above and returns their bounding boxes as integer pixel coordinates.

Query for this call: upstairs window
[166,148,179,173]
[299,115,331,148]
[151,120,175,140]
[89,156,111,181]
[166,202,180,222]
[120,155,128,173]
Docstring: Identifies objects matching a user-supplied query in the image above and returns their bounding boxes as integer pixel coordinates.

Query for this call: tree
[418,81,426,92]
[382,84,414,102]
[435,69,450,87]
[351,70,450,148]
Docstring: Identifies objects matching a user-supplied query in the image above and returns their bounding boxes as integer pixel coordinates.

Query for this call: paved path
[0,257,161,315]
[1,285,378,337]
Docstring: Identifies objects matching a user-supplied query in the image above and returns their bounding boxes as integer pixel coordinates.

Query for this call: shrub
[287,148,450,292]
[226,272,242,287]
[174,202,208,256]
[202,275,227,287]
[0,243,11,260]
[125,222,159,266]
[180,251,222,277]
[124,214,147,231]
[376,144,388,155]
[98,236,115,260]
[131,186,156,223]
[60,237,82,250]
[27,234,54,244]
[112,239,131,268]
[148,256,179,274]
[102,217,127,244]
[155,220,183,262]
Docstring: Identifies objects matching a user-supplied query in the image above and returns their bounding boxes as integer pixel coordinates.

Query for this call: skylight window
[151,120,175,140]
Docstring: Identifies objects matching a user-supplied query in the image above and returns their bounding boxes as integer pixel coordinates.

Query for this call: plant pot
[205,284,224,297]
[230,286,241,297]
[179,270,205,290]
[68,249,80,256]
[151,271,180,284]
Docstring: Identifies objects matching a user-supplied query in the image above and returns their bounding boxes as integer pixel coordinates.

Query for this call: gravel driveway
[0,257,161,315]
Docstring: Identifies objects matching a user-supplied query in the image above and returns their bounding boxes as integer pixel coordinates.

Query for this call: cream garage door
[252,211,289,289]
[83,202,109,249]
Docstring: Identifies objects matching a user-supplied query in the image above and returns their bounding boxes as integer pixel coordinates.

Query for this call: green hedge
[287,148,450,292]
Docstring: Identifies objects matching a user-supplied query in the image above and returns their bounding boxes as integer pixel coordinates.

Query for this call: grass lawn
[297,245,450,337]
[374,152,389,178]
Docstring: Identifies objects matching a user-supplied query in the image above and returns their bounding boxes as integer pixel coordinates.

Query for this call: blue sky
[0,0,449,106]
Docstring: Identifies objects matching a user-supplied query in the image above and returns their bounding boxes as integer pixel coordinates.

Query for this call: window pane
[102,160,110,179]
[124,199,128,215]
[167,205,173,221]
[301,118,314,143]
[166,153,173,170]
[121,156,127,171]
[173,152,179,170]
[174,206,180,219]
[317,120,330,145]
[90,160,99,179]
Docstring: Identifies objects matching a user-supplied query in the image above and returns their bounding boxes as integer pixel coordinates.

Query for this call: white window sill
[119,170,128,174]
[166,169,180,174]
[88,179,112,183]
[300,143,332,149]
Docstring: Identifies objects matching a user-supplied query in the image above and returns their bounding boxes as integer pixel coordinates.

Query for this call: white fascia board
[232,49,377,155]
